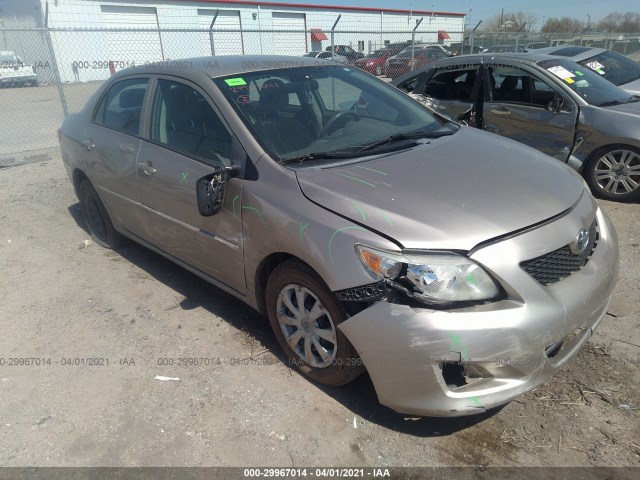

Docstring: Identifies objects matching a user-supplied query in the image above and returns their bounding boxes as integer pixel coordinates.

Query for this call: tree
[482,11,537,32]
[541,16,585,33]
[597,12,640,32]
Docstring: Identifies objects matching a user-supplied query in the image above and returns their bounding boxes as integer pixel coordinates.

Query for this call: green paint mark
[328,226,367,264]
[180,171,189,184]
[466,274,477,285]
[242,206,265,224]
[378,209,393,226]
[355,165,388,175]
[299,222,308,240]
[351,201,367,221]
[470,397,483,407]
[232,194,239,217]
[449,334,462,351]
[335,173,376,188]
[225,77,247,86]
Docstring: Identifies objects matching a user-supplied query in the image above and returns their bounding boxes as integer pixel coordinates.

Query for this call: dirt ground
[0,152,638,468]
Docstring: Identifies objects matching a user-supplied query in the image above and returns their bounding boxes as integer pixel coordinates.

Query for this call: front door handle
[81,139,95,151]
[138,161,157,176]
[490,108,511,116]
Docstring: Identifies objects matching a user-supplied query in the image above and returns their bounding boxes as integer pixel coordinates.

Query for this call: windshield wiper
[357,126,457,153]
[598,100,624,107]
[281,150,357,164]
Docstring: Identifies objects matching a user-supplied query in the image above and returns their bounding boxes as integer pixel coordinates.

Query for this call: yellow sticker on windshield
[225,77,247,86]
[565,77,575,84]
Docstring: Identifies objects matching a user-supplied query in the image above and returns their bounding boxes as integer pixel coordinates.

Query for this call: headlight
[355,245,500,304]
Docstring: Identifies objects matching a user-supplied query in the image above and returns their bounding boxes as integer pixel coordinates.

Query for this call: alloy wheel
[593,149,640,195]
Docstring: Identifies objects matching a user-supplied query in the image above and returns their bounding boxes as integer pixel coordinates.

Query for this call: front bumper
[339,194,619,417]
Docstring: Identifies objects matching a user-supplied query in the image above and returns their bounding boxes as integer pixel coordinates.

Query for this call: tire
[266,259,364,386]
[78,179,124,249]
[584,146,640,202]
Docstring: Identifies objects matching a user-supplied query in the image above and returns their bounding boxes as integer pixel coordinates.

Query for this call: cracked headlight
[355,245,500,304]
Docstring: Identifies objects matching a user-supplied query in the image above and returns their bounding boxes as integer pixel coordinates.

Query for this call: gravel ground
[0,154,638,467]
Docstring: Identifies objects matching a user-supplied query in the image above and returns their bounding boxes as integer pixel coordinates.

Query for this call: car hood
[600,99,640,116]
[295,127,583,251]
[621,77,640,96]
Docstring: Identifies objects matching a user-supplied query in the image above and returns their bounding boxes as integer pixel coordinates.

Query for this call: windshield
[366,50,385,58]
[215,65,449,162]
[578,50,640,86]
[538,58,633,107]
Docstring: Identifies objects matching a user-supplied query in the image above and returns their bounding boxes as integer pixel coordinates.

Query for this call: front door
[482,64,578,161]
[136,77,245,294]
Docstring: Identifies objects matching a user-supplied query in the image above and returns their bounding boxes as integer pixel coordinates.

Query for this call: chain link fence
[1,25,640,160]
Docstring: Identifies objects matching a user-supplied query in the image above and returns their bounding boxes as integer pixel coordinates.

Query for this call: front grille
[520,219,598,286]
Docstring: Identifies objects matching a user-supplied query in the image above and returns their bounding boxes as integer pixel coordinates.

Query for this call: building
[1,0,465,82]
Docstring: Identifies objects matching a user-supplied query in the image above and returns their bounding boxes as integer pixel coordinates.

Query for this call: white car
[0,51,38,87]
[303,51,349,64]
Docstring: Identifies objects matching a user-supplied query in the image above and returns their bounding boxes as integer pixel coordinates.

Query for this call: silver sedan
[59,56,618,416]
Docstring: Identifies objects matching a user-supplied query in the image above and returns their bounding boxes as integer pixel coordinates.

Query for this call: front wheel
[266,260,364,386]
[584,146,640,202]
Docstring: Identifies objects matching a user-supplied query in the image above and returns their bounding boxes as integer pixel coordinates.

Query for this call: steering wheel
[319,111,360,138]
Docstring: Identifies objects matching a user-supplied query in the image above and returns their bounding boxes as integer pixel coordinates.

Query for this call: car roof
[431,52,563,66]
[533,46,607,60]
[111,55,330,80]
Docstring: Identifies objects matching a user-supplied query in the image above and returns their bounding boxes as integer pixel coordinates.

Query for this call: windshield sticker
[565,77,575,84]
[547,65,576,80]
[225,77,247,86]
[575,70,584,76]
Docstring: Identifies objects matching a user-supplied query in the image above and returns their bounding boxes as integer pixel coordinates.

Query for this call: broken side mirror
[196,166,237,217]
[547,95,565,113]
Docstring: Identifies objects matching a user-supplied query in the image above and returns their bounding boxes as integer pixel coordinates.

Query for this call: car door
[136,76,245,294]
[82,76,150,239]
[398,64,482,122]
[482,64,578,161]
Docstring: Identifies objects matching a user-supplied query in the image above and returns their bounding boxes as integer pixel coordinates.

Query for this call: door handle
[138,161,157,176]
[490,109,511,116]
[81,139,95,151]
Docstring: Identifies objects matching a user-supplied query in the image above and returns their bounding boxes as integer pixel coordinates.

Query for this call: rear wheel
[584,146,640,202]
[266,260,364,386]
[78,179,124,249]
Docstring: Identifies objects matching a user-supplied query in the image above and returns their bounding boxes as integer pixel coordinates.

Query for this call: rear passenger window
[423,67,478,101]
[150,79,232,163]
[93,78,148,134]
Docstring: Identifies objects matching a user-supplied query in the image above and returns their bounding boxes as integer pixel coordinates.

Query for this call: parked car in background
[482,45,527,53]
[59,55,618,417]
[303,51,349,64]
[448,43,484,56]
[0,51,38,87]
[385,44,450,79]
[324,45,364,64]
[532,46,640,95]
[393,53,640,201]
[354,43,409,76]
[526,42,551,50]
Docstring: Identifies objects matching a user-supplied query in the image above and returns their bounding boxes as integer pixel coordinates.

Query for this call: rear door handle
[138,161,157,176]
[490,108,511,116]
[81,139,95,151]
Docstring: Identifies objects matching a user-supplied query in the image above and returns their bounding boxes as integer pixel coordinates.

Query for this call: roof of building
[171,0,466,17]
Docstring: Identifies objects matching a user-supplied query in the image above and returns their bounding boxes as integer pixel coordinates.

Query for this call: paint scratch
[336,173,376,188]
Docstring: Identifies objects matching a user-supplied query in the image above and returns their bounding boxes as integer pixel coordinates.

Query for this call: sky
[254,0,635,25]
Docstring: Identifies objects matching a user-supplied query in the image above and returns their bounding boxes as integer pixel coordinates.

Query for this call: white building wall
[37,0,464,81]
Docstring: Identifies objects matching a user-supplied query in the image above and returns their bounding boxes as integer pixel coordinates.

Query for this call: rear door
[482,63,578,161]
[397,63,482,121]
[82,76,150,238]
[136,76,245,294]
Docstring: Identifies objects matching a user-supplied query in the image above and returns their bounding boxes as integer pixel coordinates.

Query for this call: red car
[354,44,408,76]
[385,45,450,79]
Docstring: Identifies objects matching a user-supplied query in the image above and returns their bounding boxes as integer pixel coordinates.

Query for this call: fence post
[330,14,341,60]
[411,17,423,72]
[42,2,69,117]
[209,10,219,56]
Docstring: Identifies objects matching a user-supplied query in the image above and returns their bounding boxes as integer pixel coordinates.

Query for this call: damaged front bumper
[338,200,619,417]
